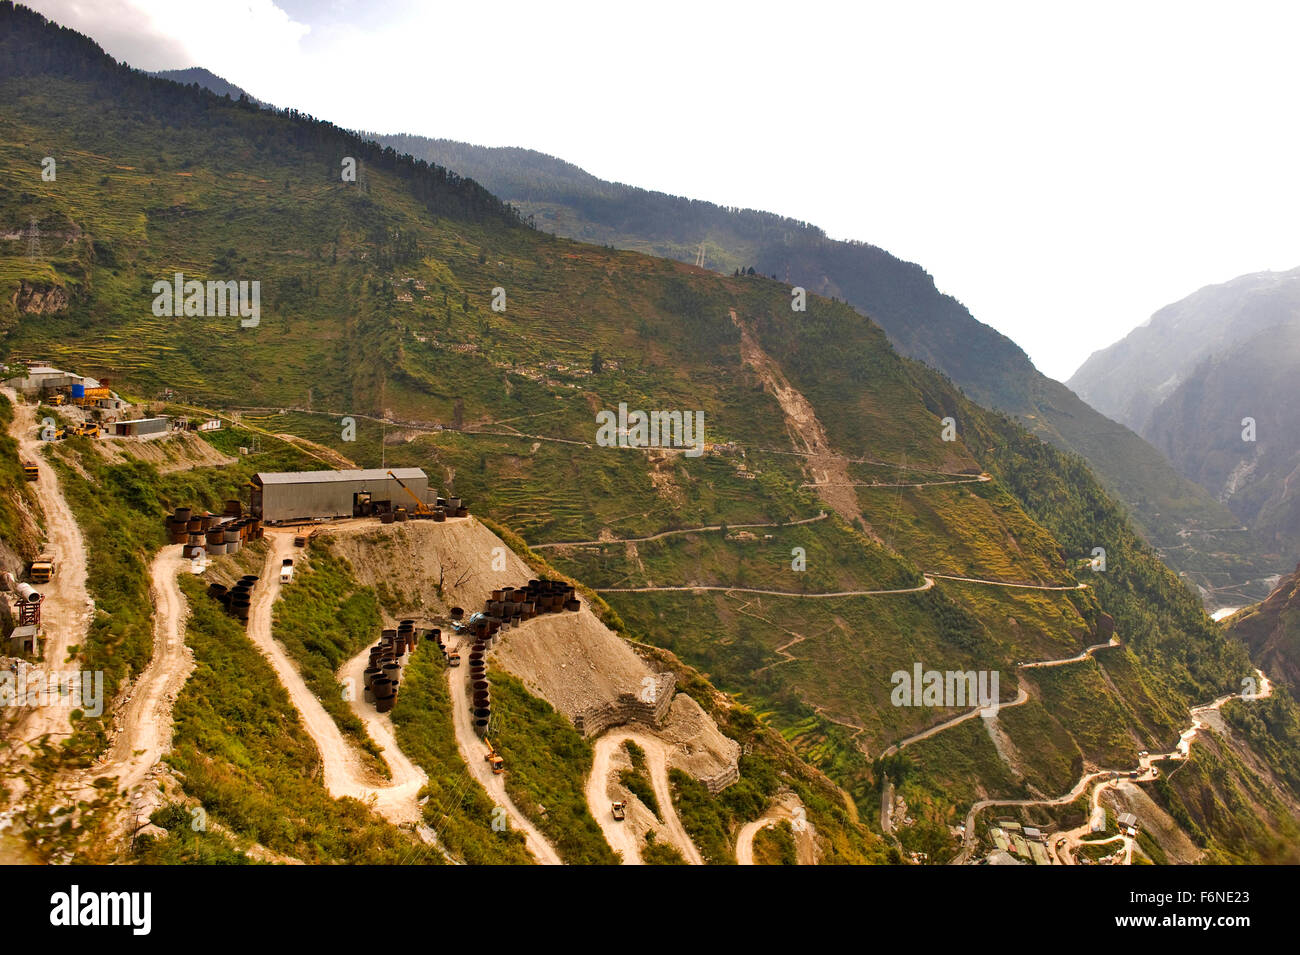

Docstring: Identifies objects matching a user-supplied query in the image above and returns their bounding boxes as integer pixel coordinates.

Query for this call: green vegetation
[667,752,803,866]
[133,804,251,865]
[641,830,687,865]
[619,740,660,820]
[0,393,39,566]
[166,576,416,863]
[1025,662,1138,769]
[488,669,618,865]
[1148,730,1300,864]
[271,544,387,772]
[389,642,533,864]
[751,821,798,865]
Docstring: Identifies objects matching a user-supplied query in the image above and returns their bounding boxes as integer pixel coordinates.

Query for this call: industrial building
[114,417,170,437]
[2,365,100,395]
[250,468,432,524]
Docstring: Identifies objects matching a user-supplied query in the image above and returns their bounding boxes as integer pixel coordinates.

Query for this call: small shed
[7,624,38,655]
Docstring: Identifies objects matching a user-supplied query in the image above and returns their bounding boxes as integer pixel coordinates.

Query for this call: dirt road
[928,573,1087,591]
[735,792,816,865]
[3,389,93,750]
[92,546,194,794]
[600,577,935,598]
[244,531,425,825]
[953,668,1274,865]
[586,734,645,864]
[531,512,828,549]
[586,729,704,865]
[881,686,1030,758]
[446,650,562,864]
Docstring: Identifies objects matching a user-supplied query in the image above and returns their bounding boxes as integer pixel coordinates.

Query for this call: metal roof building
[251,468,431,523]
[114,417,169,437]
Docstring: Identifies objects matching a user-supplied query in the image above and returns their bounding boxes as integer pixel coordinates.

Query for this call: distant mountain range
[1072,269,1300,580]
[364,133,1282,607]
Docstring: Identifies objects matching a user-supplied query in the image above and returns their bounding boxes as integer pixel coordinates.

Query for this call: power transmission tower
[25,217,41,261]
[695,242,706,268]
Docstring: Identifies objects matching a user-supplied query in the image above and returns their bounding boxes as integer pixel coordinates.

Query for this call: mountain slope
[1070,266,1300,433]
[1073,270,1300,584]
[1146,321,1300,563]
[1228,564,1300,700]
[2,1,1296,864]
[149,66,259,103]
[368,134,1280,606]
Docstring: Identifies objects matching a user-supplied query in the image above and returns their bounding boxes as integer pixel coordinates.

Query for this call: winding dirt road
[3,389,93,752]
[586,730,704,865]
[446,647,562,865]
[952,668,1275,865]
[90,546,194,794]
[244,531,426,825]
[882,638,1122,759]
[599,577,935,598]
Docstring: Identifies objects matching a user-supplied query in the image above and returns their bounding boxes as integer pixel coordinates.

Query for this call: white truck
[279,558,294,584]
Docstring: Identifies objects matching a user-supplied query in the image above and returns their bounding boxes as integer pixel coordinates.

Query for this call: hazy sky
[27,0,1300,381]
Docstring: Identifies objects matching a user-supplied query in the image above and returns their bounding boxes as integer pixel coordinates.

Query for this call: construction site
[1,362,170,442]
[93,461,742,865]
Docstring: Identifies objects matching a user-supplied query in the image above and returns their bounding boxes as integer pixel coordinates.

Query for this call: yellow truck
[29,553,55,583]
[22,460,38,481]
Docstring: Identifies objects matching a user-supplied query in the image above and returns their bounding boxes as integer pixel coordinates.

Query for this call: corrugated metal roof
[255,468,427,485]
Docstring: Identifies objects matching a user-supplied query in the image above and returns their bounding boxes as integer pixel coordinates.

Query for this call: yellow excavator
[483,739,504,774]
[387,470,434,517]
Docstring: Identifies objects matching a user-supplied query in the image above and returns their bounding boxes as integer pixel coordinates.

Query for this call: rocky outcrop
[11,281,69,314]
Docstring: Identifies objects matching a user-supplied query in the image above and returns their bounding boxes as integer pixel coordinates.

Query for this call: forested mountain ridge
[368,133,1282,609]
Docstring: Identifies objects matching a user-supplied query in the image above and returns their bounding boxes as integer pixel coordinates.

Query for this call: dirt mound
[92,431,234,472]
[321,518,739,786]
[323,519,656,718]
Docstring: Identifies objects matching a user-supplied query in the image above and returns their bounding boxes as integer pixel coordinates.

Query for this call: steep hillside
[1073,268,1300,585]
[1228,565,1300,698]
[2,1,1296,865]
[149,67,260,103]
[1071,266,1300,433]
[1144,321,1300,567]
[369,134,1279,606]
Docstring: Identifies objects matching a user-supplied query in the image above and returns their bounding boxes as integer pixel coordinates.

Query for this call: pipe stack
[365,623,421,714]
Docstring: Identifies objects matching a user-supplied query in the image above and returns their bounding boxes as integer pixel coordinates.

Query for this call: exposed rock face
[11,280,69,314]
[1228,564,1300,697]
